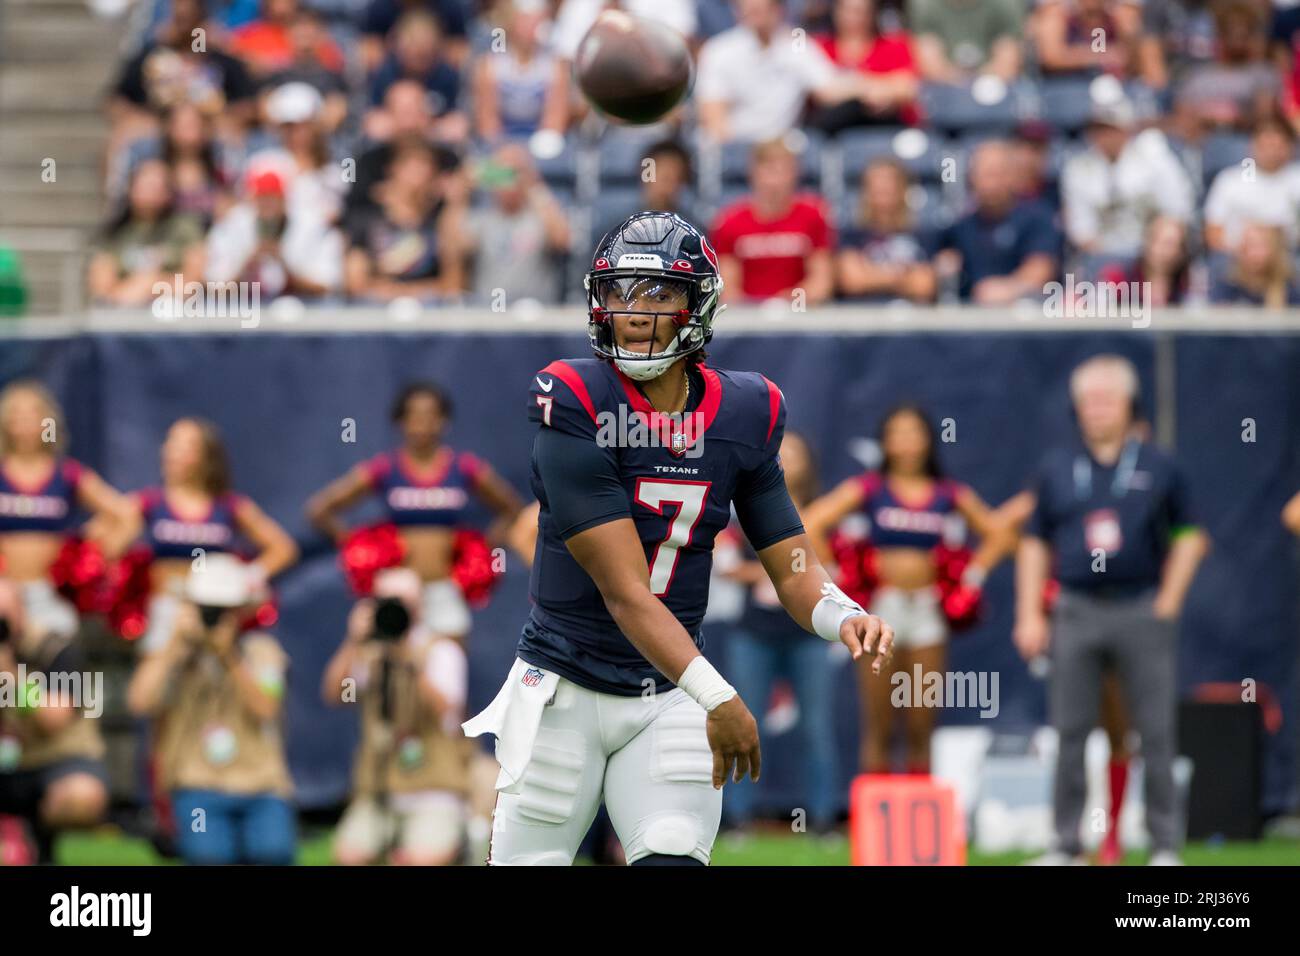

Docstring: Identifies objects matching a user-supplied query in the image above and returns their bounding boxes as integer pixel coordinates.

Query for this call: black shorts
[0,756,108,818]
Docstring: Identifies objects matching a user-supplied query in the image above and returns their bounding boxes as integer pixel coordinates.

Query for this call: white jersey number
[535,395,553,426]
[633,478,712,596]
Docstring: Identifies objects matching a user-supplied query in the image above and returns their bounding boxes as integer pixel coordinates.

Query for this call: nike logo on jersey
[536,377,554,392]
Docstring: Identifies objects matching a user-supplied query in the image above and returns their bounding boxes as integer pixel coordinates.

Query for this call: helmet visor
[598,276,692,314]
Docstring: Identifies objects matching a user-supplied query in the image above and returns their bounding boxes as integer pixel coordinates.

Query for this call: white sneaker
[1148,850,1184,866]
[1024,850,1088,866]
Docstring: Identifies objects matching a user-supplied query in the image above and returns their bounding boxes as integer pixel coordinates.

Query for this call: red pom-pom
[102,546,154,640]
[828,530,878,609]
[113,607,148,642]
[340,523,407,597]
[50,536,109,614]
[932,544,971,589]
[941,582,982,631]
[451,528,500,608]
[241,595,279,633]
[932,545,982,631]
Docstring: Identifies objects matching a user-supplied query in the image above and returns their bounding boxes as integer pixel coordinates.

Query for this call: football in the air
[574,11,694,125]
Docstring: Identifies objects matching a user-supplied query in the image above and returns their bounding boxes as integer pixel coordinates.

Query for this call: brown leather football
[574,11,694,125]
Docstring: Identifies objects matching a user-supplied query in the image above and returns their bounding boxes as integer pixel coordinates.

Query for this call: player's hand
[1014,613,1051,661]
[706,696,761,789]
[840,613,895,676]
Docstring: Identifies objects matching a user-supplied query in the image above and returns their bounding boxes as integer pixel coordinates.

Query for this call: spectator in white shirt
[205,165,345,299]
[697,0,869,143]
[249,82,347,228]
[1060,99,1196,258]
[1203,115,1300,252]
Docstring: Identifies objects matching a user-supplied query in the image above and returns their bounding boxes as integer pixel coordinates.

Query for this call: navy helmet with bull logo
[584,212,726,381]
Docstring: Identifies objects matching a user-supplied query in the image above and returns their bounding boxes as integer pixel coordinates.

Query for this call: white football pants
[480,661,723,865]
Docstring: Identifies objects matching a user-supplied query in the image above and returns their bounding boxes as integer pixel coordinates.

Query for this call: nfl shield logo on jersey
[671,430,688,456]
[521,667,544,687]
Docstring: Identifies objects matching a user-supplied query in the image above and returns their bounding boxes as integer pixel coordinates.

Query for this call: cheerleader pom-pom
[50,537,109,614]
[451,528,500,609]
[340,523,406,597]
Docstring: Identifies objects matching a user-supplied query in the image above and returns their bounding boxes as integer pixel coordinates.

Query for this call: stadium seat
[591,186,650,240]
[1045,136,1083,184]
[719,141,753,186]
[838,127,949,185]
[1038,77,1097,134]
[793,131,826,186]
[920,82,1024,135]
[596,130,674,188]
[715,185,751,215]
[533,136,580,193]
[310,0,372,19]
[1200,132,1252,191]
[1163,134,1205,200]
[548,185,577,211]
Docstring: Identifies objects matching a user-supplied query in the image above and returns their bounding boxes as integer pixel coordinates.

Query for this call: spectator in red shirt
[711,139,835,306]
[230,0,344,81]
[1274,3,1300,135]
[811,0,922,132]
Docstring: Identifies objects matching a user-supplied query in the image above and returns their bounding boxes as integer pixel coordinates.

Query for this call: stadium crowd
[90,0,1300,311]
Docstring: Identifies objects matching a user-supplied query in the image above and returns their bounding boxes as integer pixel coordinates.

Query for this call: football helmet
[585,212,724,381]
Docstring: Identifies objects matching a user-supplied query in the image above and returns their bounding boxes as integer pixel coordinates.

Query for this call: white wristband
[812,582,868,643]
[676,656,737,713]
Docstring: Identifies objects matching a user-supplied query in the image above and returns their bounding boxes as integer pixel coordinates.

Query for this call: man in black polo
[1014,354,1209,865]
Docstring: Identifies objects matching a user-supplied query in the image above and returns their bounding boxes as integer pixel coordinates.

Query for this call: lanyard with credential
[1073,438,1140,501]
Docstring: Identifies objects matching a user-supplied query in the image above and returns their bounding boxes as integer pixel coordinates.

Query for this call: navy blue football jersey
[518,357,801,695]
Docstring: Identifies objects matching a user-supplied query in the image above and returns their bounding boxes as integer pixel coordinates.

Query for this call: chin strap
[613,325,692,381]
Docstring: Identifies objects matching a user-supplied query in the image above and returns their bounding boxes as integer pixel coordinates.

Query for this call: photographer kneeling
[324,568,469,865]
[0,578,108,863]
[127,555,295,865]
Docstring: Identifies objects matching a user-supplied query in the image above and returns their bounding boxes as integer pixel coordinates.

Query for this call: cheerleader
[805,404,1011,775]
[131,416,299,654]
[0,380,137,858]
[0,380,138,638]
[306,382,522,640]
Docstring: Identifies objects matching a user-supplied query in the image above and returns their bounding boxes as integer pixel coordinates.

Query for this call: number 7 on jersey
[633,478,711,596]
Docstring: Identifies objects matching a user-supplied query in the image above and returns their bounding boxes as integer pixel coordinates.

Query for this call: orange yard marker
[850,774,966,866]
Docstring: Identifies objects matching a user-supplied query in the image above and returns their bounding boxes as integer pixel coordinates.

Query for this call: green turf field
[42,828,1300,866]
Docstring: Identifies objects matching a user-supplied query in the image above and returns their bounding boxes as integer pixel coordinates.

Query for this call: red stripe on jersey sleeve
[542,361,599,424]
[761,376,782,446]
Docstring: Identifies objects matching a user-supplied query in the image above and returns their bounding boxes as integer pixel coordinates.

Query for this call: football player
[464,212,894,866]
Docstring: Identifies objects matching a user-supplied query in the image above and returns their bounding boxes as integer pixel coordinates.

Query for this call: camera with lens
[370,597,411,642]
[186,555,255,634]
[197,605,227,629]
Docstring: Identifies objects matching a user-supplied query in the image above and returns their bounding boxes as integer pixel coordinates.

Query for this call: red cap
[247,170,286,198]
